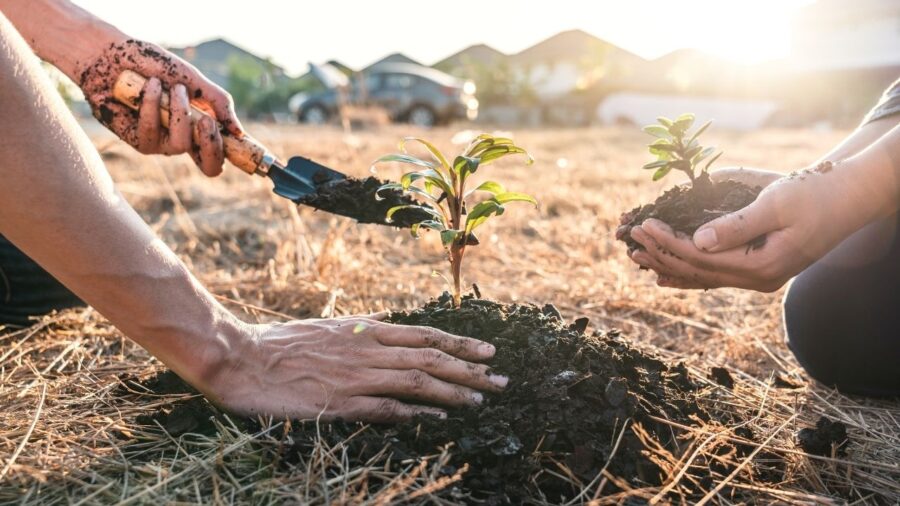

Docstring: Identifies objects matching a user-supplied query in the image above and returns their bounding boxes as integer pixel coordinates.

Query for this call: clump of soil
[131,297,773,502]
[296,175,433,227]
[709,366,735,389]
[617,173,762,253]
[797,417,849,457]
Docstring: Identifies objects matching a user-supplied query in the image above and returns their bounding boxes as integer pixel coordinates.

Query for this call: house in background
[168,38,286,89]
[596,49,780,131]
[781,0,900,126]
[362,53,422,73]
[434,44,506,72]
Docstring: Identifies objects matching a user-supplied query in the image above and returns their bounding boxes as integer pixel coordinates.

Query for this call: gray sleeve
[863,78,900,125]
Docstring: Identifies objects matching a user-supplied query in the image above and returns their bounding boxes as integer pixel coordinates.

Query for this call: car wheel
[407,105,436,127]
[301,105,329,125]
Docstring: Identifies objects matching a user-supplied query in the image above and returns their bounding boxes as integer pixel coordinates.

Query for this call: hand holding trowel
[112,70,431,227]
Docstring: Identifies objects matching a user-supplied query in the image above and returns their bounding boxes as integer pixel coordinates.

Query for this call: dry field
[1,124,898,504]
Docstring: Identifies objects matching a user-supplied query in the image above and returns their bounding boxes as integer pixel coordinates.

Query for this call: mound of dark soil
[617,173,762,253]
[130,297,773,502]
[296,175,433,227]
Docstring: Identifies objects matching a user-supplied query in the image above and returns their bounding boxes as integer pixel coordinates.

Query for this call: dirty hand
[77,39,243,176]
[203,314,507,422]
[627,162,878,292]
[616,167,783,242]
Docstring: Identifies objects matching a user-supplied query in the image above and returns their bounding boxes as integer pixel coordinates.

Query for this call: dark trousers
[0,235,83,327]
[784,214,900,397]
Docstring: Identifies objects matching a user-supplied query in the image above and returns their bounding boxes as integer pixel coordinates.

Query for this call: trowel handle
[112,70,274,175]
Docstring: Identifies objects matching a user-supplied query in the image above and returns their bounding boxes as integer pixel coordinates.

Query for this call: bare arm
[0,12,506,421]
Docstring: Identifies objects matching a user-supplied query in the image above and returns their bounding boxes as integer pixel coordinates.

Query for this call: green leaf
[684,146,702,160]
[642,125,671,139]
[400,137,450,172]
[376,182,439,202]
[453,155,481,177]
[385,205,445,224]
[467,180,506,198]
[478,145,534,166]
[372,153,436,170]
[440,229,462,246]
[657,116,674,127]
[687,120,712,146]
[669,113,695,135]
[410,220,445,238]
[400,169,453,195]
[692,147,716,165]
[642,160,669,170]
[464,199,504,235]
[493,192,538,206]
[652,166,673,181]
[648,139,677,153]
[703,151,723,172]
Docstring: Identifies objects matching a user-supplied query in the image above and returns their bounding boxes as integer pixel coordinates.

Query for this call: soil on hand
[617,173,762,252]
[295,175,433,227]
[132,297,773,502]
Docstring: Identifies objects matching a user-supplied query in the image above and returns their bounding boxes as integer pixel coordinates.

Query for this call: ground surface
[1,124,898,504]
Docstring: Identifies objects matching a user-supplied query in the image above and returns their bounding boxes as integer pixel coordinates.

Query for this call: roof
[511,29,643,66]
[433,44,506,70]
[362,53,422,72]
[167,38,284,88]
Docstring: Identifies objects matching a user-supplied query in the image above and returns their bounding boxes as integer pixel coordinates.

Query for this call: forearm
[0,14,239,388]
[839,123,900,227]
[0,0,125,79]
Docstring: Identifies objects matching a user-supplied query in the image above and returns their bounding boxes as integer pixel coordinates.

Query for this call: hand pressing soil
[129,296,780,502]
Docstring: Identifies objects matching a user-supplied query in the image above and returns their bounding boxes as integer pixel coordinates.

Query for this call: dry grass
[1,124,897,504]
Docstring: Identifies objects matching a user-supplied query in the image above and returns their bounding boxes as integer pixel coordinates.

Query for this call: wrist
[831,157,896,231]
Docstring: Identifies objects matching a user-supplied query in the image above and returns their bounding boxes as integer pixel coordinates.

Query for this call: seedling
[374,134,535,307]
[641,113,722,184]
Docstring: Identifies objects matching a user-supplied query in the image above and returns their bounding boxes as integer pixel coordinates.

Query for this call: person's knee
[782,276,841,387]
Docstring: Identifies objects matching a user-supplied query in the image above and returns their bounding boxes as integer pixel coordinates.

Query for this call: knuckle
[417,349,445,368]
[375,398,401,418]
[405,370,429,391]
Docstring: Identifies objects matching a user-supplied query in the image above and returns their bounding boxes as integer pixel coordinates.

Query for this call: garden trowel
[111,70,364,218]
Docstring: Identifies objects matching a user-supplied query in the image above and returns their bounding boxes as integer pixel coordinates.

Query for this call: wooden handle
[112,70,271,175]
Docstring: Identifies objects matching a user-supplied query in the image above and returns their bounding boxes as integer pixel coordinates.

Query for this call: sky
[73,0,817,76]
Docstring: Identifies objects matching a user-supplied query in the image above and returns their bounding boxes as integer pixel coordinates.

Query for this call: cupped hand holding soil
[627,155,896,291]
[199,314,508,423]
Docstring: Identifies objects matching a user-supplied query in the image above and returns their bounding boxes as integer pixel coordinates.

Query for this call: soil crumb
[130,298,773,502]
[295,175,434,227]
[709,366,735,389]
[797,416,849,457]
[617,173,762,253]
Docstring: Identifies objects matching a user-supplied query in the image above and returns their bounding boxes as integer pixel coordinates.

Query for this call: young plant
[641,113,723,184]
[374,134,535,307]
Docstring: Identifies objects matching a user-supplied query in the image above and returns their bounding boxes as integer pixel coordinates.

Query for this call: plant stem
[449,242,464,307]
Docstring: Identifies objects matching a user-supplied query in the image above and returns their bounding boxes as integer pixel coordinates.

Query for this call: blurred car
[289,63,478,127]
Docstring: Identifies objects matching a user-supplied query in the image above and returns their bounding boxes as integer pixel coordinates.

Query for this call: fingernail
[694,227,718,250]
[478,343,495,356]
[489,374,509,389]
[472,392,484,405]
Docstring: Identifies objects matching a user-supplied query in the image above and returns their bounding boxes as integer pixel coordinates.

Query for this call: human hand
[616,167,782,242]
[77,39,243,176]
[627,161,876,292]
[203,314,508,422]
